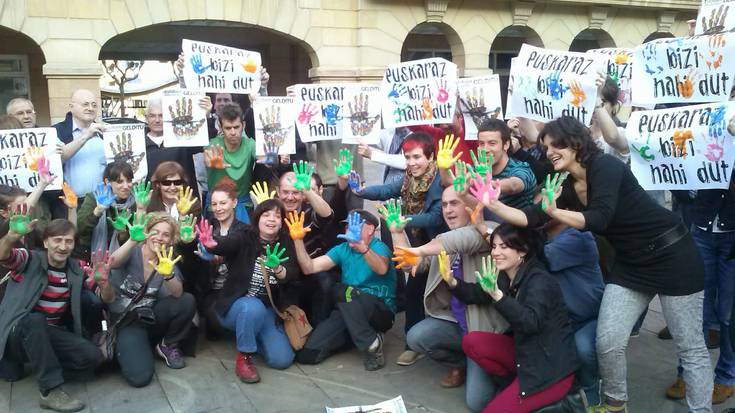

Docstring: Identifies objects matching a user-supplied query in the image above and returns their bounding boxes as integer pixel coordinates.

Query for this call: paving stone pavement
[3,160,734,413]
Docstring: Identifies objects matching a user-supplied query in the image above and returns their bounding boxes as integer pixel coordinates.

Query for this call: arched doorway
[401,22,462,63]
[489,25,543,109]
[99,20,317,117]
[643,32,675,43]
[569,29,615,52]
[0,26,48,125]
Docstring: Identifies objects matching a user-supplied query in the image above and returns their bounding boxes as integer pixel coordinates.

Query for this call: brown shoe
[713,383,735,404]
[665,377,686,400]
[707,329,720,349]
[440,367,465,388]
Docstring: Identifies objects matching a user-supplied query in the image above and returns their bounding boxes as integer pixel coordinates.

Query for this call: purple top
[449,254,468,334]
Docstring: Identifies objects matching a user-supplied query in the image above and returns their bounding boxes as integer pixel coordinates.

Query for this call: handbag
[93,270,158,362]
[262,268,312,350]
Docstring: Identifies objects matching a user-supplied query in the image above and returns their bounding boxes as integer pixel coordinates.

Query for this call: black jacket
[204,220,300,315]
[453,257,578,397]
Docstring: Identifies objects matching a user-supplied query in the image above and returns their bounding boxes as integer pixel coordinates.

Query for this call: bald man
[6,98,37,128]
[53,89,106,196]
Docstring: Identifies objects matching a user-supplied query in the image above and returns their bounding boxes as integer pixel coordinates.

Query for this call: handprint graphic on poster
[347,93,381,137]
[103,123,148,182]
[253,97,297,157]
[167,97,206,136]
[457,75,504,139]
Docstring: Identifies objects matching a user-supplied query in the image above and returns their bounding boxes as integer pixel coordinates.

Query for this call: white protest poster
[695,0,735,35]
[293,84,347,143]
[380,57,458,128]
[586,48,634,106]
[181,39,261,94]
[507,44,602,126]
[0,128,62,191]
[325,396,407,413]
[103,123,148,183]
[631,34,735,106]
[342,84,382,145]
[458,75,503,140]
[625,101,735,190]
[253,96,297,156]
[162,89,209,147]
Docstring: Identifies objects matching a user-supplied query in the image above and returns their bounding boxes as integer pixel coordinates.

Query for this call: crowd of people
[0,47,733,413]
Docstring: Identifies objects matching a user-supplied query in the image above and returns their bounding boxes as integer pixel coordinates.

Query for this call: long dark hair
[489,223,545,263]
[538,116,601,168]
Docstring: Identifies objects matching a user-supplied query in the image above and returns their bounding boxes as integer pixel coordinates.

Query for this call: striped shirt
[496,157,537,209]
[2,248,71,325]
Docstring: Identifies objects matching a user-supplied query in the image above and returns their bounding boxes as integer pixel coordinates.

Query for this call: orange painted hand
[614,52,629,65]
[24,146,43,171]
[676,71,695,98]
[392,246,420,269]
[569,80,586,107]
[672,129,694,158]
[421,98,433,120]
[285,211,311,240]
[241,56,258,73]
[204,144,231,169]
[58,182,78,208]
[436,134,463,169]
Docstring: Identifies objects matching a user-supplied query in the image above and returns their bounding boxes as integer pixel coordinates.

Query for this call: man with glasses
[6,98,37,128]
[54,89,106,198]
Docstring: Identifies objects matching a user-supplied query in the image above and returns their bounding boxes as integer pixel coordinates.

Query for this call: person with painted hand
[75,161,140,260]
[0,215,103,412]
[478,116,711,413]
[390,187,508,412]
[459,223,577,413]
[292,210,397,371]
[97,212,195,387]
[196,178,299,383]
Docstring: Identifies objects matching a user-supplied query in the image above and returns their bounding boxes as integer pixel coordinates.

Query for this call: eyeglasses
[160,179,184,187]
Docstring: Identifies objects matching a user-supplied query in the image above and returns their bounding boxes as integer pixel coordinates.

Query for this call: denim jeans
[597,284,712,413]
[574,319,600,405]
[693,227,735,385]
[407,317,496,412]
[218,296,294,369]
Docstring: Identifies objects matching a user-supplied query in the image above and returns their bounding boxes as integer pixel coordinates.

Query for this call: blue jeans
[218,296,294,369]
[575,319,600,405]
[694,227,735,385]
[407,317,496,412]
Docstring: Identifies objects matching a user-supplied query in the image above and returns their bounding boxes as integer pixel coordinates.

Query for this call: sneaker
[587,402,627,413]
[364,333,385,371]
[235,353,260,383]
[39,387,85,412]
[665,376,686,400]
[707,329,720,349]
[156,342,186,369]
[396,350,423,366]
[440,367,465,388]
[629,329,640,338]
[713,383,735,404]
[658,327,672,340]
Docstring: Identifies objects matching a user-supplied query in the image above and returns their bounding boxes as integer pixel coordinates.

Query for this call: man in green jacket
[0,217,103,412]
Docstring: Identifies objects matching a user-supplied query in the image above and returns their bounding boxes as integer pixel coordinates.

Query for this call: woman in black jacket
[459,223,577,413]
[197,178,299,384]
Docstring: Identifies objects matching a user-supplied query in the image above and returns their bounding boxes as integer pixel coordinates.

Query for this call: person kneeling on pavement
[291,210,396,370]
[0,216,104,412]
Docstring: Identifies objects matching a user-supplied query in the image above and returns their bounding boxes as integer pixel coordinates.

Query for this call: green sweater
[206,134,256,200]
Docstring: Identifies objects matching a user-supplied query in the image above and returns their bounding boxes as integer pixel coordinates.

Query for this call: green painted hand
[541,173,564,211]
[178,214,197,243]
[262,242,289,268]
[107,208,132,231]
[332,148,353,176]
[8,204,33,236]
[377,198,412,231]
[133,181,152,208]
[292,160,314,191]
[449,161,472,192]
[470,149,493,178]
[127,211,151,242]
[475,256,499,294]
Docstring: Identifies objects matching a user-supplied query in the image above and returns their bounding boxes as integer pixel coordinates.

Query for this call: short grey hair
[6,97,34,114]
[146,96,162,115]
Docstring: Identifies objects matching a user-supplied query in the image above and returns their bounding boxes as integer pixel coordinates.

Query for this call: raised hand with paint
[178,214,197,243]
[333,148,354,177]
[470,149,493,177]
[36,155,56,184]
[436,134,463,170]
[376,199,411,233]
[347,170,364,194]
[176,186,198,215]
[8,204,35,236]
[59,182,78,209]
[449,161,474,193]
[470,174,502,207]
[541,173,564,212]
[292,160,314,191]
[127,211,152,242]
[337,211,365,243]
[149,245,182,278]
[260,242,289,268]
[475,255,500,297]
[107,207,132,231]
[133,181,152,210]
[204,144,231,169]
[284,211,311,241]
[82,248,114,285]
[391,246,420,269]
[94,182,115,209]
[250,181,275,206]
[195,219,218,249]
[438,250,457,288]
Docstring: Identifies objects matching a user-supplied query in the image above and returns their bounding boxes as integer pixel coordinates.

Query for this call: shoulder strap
[109,269,159,330]
[261,265,287,321]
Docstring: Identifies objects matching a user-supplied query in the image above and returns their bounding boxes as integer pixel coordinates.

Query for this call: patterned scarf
[400,161,437,215]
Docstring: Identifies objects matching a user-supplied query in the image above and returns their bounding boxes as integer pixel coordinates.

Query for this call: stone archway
[569,28,615,52]
[401,22,466,68]
[643,31,675,43]
[489,25,544,109]
[0,26,49,125]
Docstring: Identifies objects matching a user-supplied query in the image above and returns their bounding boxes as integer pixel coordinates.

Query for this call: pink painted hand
[195,219,218,249]
[469,174,502,208]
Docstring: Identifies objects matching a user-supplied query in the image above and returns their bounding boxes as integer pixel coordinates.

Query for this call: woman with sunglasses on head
[478,116,711,413]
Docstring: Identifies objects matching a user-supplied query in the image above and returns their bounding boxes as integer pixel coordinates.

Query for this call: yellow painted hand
[436,134,463,170]
[250,181,275,204]
[149,245,182,278]
[438,250,456,286]
[176,186,198,215]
